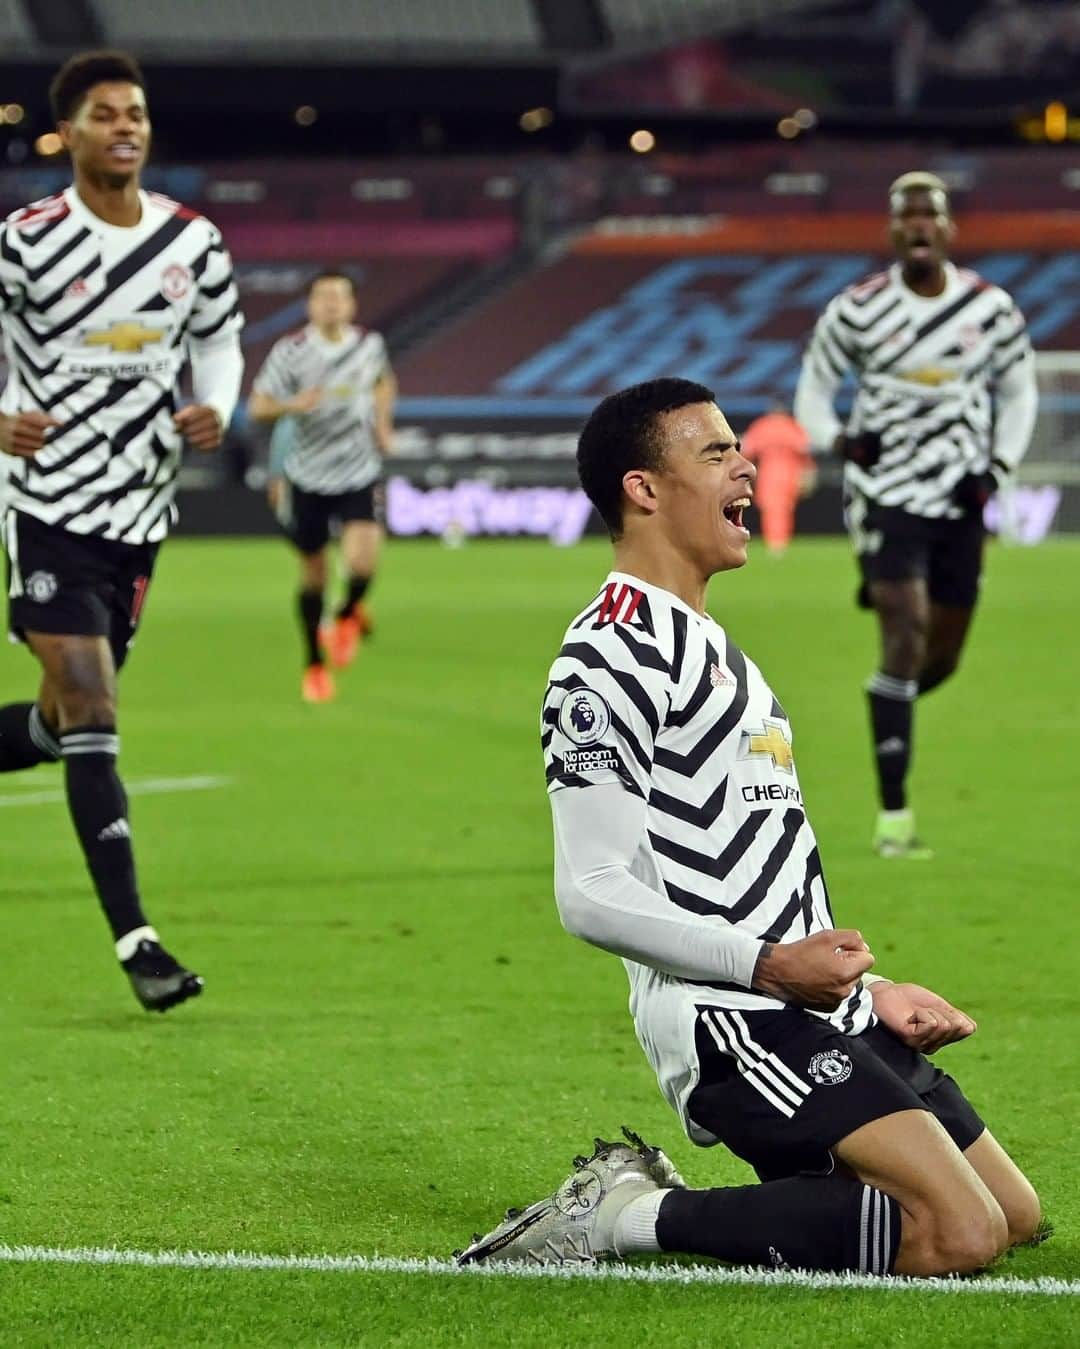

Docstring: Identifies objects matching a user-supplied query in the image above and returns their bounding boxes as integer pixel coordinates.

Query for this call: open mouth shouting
[723,494,752,538]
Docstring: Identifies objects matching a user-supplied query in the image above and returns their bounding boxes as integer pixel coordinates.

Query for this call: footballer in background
[0,49,244,1010]
[248,270,396,703]
[795,172,1037,858]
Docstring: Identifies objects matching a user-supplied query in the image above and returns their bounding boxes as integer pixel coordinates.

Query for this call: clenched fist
[752,929,875,1012]
[174,404,224,452]
[0,410,61,458]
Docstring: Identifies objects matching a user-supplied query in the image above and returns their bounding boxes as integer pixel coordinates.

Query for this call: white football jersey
[0,186,243,543]
[796,261,1035,518]
[543,573,872,1140]
[252,324,389,493]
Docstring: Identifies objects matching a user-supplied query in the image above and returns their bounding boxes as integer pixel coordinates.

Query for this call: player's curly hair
[577,377,716,538]
[49,49,145,124]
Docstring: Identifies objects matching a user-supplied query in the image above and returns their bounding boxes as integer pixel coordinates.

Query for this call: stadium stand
[600,0,835,40]
[0,0,31,42]
[93,0,540,51]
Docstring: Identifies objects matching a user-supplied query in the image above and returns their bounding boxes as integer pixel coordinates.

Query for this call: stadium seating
[600,0,834,39]
[0,0,30,42]
[94,0,540,49]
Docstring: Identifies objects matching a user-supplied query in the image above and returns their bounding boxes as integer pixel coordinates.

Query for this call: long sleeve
[0,222,24,317]
[189,331,244,431]
[551,782,763,987]
[990,304,1038,476]
[794,300,854,452]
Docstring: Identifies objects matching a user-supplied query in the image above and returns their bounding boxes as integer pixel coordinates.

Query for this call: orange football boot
[324,602,373,668]
[301,663,336,703]
[323,615,360,669]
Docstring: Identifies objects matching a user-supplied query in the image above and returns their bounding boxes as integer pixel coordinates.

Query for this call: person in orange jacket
[741,402,815,554]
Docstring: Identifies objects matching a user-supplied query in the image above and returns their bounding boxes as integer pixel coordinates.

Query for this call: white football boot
[454,1127,685,1267]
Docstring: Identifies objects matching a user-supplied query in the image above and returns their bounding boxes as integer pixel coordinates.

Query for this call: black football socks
[865,672,916,811]
[0,701,60,771]
[61,724,149,943]
[298,587,323,666]
[338,573,371,620]
[655,1174,901,1274]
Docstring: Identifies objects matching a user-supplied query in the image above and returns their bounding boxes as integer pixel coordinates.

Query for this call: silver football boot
[454,1127,686,1267]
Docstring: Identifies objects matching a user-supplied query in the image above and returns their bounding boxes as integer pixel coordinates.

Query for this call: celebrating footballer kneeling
[456,380,1043,1277]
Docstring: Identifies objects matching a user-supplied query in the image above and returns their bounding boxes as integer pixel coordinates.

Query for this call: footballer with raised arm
[455,379,1042,1277]
[0,50,244,1011]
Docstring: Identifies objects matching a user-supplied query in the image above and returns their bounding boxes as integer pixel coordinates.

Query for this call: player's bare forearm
[0,409,61,457]
[173,403,223,453]
[374,370,397,454]
[249,388,322,423]
[248,392,287,424]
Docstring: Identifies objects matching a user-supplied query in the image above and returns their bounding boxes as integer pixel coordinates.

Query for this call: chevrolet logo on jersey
[899,366,958,387]
[743,720,794,773]
[82,321,167,353]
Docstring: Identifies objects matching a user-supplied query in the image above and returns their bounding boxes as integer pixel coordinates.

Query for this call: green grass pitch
[0,534,1076,1346]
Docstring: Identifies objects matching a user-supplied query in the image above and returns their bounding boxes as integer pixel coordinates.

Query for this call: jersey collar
[891,259,959,303]
[63,184,153,238]
[605,570,715,626]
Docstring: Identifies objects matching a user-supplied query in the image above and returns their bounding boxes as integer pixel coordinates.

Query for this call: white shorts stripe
[727,1010,813,1099]
[703,1012,796,1119]
[4,509,22,598]
[715,1017,806,1109]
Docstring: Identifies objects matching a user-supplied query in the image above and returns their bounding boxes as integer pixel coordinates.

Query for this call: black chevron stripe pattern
[250,324,389,493]
[541,575,874,1034]
[0,187,242,544]
[803,261,1033,517]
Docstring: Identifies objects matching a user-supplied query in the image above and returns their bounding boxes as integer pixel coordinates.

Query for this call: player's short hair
[577,377,716,538]
[888,171,950,216]
[309,269,357,298]
[49,49,145,124]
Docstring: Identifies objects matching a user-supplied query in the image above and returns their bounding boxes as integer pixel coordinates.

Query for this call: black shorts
[848,498,985,608]
[5,511,158,673]
[687,1006,985,1183]
[277,480,383,555]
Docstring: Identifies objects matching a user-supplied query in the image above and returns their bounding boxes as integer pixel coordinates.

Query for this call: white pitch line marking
[0,775,231,808]
[0,1244,1074,1296]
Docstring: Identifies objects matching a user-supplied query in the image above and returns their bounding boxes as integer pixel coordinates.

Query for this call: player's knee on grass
[1006,1188,1043,1248]
[901,1193,1009,1276]
[993,1172,1042,1248]
[836,1112,1009,1276]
